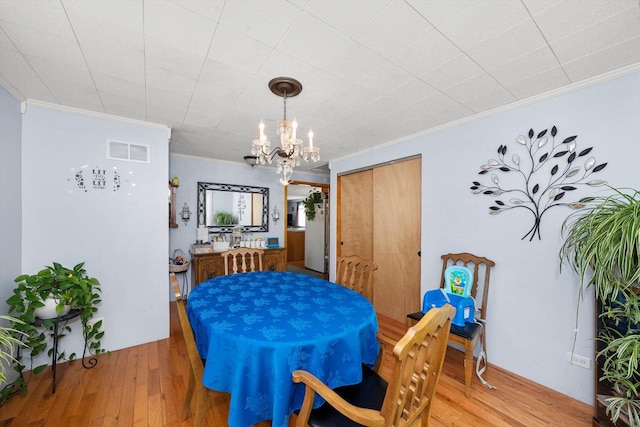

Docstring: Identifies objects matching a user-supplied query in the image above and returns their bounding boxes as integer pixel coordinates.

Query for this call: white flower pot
[34,297,71,319]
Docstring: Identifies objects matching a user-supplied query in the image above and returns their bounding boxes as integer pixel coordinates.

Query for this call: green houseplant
[213,210,237,226]
[560,187,640,426]
[303,191,322,221]
[0,316,26,386]
[0,262,105,405]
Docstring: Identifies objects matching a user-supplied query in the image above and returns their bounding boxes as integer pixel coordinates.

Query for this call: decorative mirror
[197,182,269,233]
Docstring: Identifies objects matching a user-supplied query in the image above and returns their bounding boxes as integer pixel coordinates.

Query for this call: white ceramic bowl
[213,241,230,252]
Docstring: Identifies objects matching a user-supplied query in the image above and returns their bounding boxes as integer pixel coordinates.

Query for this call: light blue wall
[5,68,637,403]
[168,154,329,291]
[329,70,640,404]
[20,104,170,358]
[0,87,22,383]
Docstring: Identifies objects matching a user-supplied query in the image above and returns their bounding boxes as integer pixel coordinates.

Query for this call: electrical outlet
[566,352,591,369]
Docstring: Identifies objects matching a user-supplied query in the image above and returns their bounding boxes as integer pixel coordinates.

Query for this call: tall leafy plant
[560,187,640,425]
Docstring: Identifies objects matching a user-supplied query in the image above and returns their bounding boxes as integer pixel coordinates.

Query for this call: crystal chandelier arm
[271,146,295,159]
[253,143,294,162]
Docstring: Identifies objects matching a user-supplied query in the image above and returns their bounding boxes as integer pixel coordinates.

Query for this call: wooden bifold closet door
[338,169,373,260]
[338,157,421,322]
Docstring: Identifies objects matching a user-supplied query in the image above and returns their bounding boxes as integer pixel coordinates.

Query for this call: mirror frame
[197,182,269,233]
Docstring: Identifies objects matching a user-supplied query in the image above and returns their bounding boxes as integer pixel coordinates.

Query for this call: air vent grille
[107,139,150,163]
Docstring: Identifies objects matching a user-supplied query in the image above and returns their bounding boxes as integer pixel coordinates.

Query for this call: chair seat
[407,311,481,340]
[306,365,388,427]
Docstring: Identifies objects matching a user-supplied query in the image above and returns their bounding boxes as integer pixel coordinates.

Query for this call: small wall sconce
[181,203,192,225]
[272,205,280,223]
[244,155,258,167]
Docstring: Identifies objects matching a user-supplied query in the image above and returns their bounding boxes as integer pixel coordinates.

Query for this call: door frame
[283,180,330,265]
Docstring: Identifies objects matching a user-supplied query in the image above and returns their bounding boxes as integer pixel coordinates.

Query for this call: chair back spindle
[292,304,455,426]
[222,248,264,275]
[336,255,378,303]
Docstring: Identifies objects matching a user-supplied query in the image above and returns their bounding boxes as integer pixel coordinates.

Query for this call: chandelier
[251,77,320,186]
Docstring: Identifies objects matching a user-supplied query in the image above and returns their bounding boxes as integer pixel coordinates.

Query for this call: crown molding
[20,99,172,141]
[333,64,640,166]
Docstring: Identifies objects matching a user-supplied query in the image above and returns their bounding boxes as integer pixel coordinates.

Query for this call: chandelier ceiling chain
[282,88,288,121]
[251,77,320,186]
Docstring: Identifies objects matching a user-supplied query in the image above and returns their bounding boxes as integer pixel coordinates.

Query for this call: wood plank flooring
[287,261,328,281]
[0,304,592,426]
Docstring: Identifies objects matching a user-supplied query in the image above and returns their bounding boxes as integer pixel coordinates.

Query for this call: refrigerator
[305,199,328,273]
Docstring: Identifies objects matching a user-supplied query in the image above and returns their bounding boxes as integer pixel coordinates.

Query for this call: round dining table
[186,271,380,427]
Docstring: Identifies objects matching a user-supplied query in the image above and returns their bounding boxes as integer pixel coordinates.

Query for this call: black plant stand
[33,308,97,393]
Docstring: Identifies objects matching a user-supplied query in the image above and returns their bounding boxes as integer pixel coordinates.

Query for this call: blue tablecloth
[186,271,379,427]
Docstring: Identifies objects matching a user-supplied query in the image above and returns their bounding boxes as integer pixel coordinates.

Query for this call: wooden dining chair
[335,255,378,303]
[222,248,264,275]
[290,304,454,427]
[170,272,215,427]
[406,252,495,397]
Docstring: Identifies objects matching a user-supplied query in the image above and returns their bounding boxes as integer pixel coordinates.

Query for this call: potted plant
[560,187,640,426]
[598,329,640,424]
[213,210,237,226]
[0,316,26,386]
[0,262,105,405]
[303,191,322,221]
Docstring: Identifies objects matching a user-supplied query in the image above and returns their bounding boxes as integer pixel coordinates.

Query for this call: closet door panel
[372,158,421,321]
[338,170,373,260]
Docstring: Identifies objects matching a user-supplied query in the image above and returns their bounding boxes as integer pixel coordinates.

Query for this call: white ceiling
[287,183,320,200]
[2,0,640,173]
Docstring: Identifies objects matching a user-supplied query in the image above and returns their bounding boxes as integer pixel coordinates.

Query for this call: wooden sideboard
[190,247,286,286]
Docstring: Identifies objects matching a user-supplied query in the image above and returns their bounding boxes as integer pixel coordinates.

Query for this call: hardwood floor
[0,305,592,426]
[287,260,328,280]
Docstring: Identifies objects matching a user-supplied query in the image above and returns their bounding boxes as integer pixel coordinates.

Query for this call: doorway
[284,181,330,280]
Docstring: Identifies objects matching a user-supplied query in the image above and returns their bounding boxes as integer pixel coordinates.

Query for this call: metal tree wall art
[470,126,608,241]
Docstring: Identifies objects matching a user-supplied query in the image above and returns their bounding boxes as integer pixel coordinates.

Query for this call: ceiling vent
[107,139,150,163]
